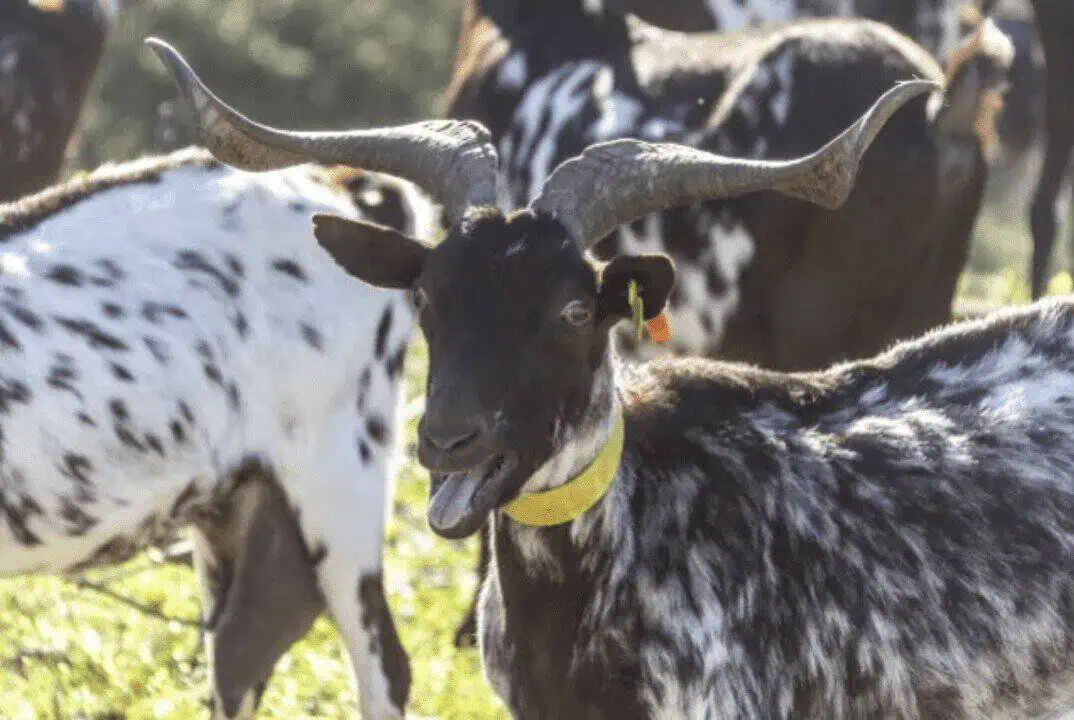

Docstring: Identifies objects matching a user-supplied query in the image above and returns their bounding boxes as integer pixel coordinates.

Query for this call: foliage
[72,0,462,169]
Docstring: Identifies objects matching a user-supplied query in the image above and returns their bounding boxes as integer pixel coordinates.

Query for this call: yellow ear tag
[628,279,645,342]
[627,279,673,344]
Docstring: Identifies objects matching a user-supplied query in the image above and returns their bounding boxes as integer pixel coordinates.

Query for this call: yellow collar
[503,411,625,527]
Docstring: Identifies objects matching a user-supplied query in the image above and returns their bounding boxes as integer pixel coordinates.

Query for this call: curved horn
[144,37,498,224]
[530,79,937,247]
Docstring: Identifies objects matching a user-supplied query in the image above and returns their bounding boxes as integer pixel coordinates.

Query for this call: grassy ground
[0,200,1069,717]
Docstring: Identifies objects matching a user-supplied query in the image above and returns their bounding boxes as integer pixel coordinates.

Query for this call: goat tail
[928,10,1015,154]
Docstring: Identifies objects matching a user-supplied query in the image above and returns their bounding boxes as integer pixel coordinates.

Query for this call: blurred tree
[72,0,462,168]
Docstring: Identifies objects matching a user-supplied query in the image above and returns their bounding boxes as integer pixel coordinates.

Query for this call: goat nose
[418,415,488,471]
[427,425,480,454]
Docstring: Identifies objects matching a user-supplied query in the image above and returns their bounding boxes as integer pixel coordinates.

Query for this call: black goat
[0,0,116,202]
[445,0,1012,645]
[160,58,1074,718]
[1027,0,1074,298]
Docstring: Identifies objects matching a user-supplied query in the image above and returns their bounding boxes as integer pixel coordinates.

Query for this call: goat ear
[597,254,676,323]
[312,213,428,289]
[199,480,325,719]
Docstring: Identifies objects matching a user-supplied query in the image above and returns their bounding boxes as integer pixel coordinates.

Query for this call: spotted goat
[649,0,1074,300]
[446,0,1012,368]
[0,0,119,202]
[588,0,1074,300]
[0,109,433,716]
[607,0,989,62]
[165,45,1074,718]
[445,0,1014,644]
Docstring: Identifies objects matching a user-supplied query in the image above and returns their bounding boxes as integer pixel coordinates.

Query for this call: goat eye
[561,300,593,327]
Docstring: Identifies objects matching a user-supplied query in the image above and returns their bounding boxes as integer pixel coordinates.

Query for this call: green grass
[1,258,1072,718]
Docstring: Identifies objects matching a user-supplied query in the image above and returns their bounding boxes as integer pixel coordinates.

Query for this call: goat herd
[5,0,1074,718]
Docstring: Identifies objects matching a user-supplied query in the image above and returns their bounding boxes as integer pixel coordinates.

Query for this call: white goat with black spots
[0,141,430,718]
[159,33,1074,716]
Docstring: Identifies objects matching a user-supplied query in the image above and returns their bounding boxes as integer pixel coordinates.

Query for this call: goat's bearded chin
[428,452,517,539]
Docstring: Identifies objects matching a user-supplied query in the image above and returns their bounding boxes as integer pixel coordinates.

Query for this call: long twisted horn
[530,79,936,247]
[145,38,498,224]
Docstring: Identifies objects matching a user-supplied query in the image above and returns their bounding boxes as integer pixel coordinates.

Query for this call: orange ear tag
[645,313,672,343]
[628,279,673,344]
[30,0,66,12]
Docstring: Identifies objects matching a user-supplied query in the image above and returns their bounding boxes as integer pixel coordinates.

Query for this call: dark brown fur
[0,0,113,202]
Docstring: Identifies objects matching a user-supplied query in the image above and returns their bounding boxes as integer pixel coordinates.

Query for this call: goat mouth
[427,451,518,539]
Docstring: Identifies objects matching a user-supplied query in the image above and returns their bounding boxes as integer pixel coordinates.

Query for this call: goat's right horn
[530,79,937,248]
[144,38,499,224]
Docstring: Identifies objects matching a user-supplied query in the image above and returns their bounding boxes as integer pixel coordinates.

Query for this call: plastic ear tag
[628,279,645,341]
[646,312,672,343]
[627,279,673,344]
[30,0,65,12]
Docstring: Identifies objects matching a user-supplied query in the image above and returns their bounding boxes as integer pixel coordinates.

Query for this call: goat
[161,45,1074,718]
[973,2,1043,156]
[667,0,1073,300]
[1027,0,1074,298]
[445,0,1013,644]
[0,130,431,718]
[446,2,1011,368]
[575,0,1074,300]
[0,0,118,202]
[607,0,983,57]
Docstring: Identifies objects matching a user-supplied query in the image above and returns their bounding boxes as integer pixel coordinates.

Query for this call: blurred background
[75,0,460,165]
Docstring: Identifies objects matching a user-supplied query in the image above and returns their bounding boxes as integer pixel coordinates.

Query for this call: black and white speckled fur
[0,147,431,719]
[594,0,1073,305]
[446,2,1006,369]
[611,0,971,57]
[480,296,1074,719]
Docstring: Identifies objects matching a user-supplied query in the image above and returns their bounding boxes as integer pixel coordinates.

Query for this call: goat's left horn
[144,37,499,224]
[529,79,937,248]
